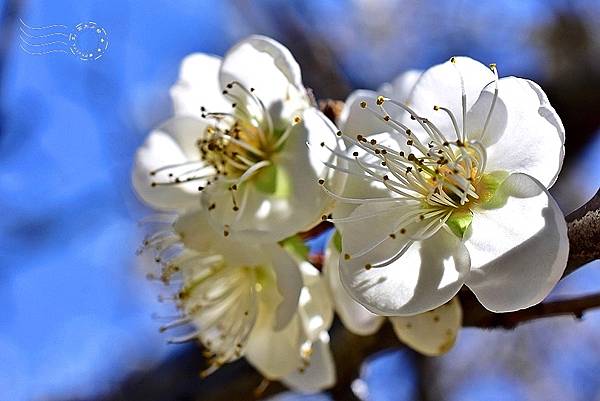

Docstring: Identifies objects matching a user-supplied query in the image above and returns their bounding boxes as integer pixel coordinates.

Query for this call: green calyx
[477,170,509,210]
[254,164,292,198]
[280,234,310,261]
[332,230,342,253]
[446,210,473,239]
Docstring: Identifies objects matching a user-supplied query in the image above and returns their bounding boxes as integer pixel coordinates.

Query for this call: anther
[383,175,389,180]
[360,101,367,109]
[365,263,372,270]
[381,149,387,155]
[433,105,440,111]
[376,96,385,105]
[318,179,325,185]
[320,142,325,147]
[450,56,456,63]
[198,186,204,191]
[321,215,328,221]
[370,139,377,145]
[336,131,342,137]
[208,203,216,211]
[353,151,359,157]
[383,115,390,121]
[389,233,396,239]
[344,253,351,260]
[400,228,406,234]
[294,116,302,124]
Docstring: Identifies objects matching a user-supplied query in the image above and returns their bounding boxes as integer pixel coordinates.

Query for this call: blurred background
[1,0,600,400]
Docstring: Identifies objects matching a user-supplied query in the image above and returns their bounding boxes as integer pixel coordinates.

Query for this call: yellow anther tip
[376,96,385,105]
[359,101,367,109]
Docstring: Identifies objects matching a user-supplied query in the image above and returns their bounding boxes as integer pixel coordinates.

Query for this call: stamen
[480,63,499,143]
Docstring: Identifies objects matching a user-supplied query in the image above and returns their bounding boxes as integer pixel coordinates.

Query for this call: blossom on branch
[323,57,568,316]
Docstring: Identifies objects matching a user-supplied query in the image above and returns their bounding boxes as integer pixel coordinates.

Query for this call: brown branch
[564,188,600,276]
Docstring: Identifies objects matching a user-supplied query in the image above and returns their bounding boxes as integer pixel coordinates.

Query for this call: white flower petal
[219,35,307,125]
[281,332,336,394]
[263,243,303,331]
[174,209,269,267]
[170,53,229,118]
[340,228,470,316]
[297,262,334,341]
[336,200,421,259]
[330,132,405,219]
[465,173,569,312]
[245,310,301,379]
[405,57,495,139]
[324,240,384,335]
[468,77,565,188]
[390,297,462,356]
[338,90,392,137]
[378,69,422,100]
[203,108,338,243]
[132,117,207,210]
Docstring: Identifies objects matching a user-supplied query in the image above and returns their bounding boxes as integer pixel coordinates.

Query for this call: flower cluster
[133,37,568,392]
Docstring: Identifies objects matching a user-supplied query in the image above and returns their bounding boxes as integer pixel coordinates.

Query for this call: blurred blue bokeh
[1,1,599,400]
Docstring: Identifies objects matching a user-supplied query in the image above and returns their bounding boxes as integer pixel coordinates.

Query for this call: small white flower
[144,209,335,392]
[324,235,462,356]
[324,57,568,316]
[133,36,342,242]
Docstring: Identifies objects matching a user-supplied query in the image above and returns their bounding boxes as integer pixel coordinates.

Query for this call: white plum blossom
[143,209,335,392]
[323,57,568,316]
[133,36,342,243]
[324,235,462,356]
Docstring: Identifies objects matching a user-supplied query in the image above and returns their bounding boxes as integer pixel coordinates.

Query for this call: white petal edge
[403,56,495,140]
[132,117,207,210]
[465,173,569,312]
[245,311,302,380]
[467,77,565,188]
[390,297,462,356]
[324,239,384,335]
[378,69,423,105]
[263,243,304,331]
[170,53,229,119]
[297,262,334,342]
[338,90,393,137]
[340,227,470,316]
[219,35,307,125]
[281,332,336,393]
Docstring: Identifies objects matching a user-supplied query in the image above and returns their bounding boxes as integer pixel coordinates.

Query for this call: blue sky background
[1,1,599,400]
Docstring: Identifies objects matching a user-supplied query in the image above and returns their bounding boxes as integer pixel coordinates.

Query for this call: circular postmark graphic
[68,22,108,61]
